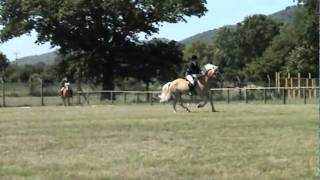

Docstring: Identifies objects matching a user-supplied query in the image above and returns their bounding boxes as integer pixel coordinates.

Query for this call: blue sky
[0,0,296,60]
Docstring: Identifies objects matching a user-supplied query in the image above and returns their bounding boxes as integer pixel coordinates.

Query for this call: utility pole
[13,52,19,65]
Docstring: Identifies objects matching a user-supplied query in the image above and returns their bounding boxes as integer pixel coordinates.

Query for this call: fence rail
[0,81,319,107]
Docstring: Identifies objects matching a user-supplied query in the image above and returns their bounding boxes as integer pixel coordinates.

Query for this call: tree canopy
[0,0,207,93]
[186,0,318,84]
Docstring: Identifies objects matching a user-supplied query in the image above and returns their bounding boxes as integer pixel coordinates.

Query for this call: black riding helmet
[190,55,198,67]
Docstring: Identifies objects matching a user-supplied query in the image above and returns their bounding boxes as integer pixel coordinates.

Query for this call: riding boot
[188,83,196,95]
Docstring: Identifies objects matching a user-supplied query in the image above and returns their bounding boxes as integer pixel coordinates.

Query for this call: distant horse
[61,83,73,106]
[159,64,219,112]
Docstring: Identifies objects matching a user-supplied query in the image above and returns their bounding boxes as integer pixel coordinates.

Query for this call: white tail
[159,82,172,103]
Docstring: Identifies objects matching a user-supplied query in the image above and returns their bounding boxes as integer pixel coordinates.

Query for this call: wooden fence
[210,87,319,104]
[0,78,319,107]
[76,86,319,106]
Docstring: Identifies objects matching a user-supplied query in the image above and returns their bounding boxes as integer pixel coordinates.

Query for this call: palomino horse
[159,64,219,112]
[61,84,73,106]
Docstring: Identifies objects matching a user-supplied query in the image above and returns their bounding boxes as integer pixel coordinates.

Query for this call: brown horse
[61,84,73,106]
[159,64,219,112]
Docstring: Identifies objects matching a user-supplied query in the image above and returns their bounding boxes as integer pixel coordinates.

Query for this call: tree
[237,15,282,63]
[285,0,318,76]
[286,46,316,75]
[0,0,207,98]
[0,52,9,75]
[213,15,281,81]
[121,39,184,89]
[183,40,215,66]
[246,24,297,81]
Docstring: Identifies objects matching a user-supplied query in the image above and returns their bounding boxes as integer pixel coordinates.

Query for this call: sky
[0,0,296,61]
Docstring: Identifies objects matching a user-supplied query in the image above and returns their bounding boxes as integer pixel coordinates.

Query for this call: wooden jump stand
[275,72,317,99]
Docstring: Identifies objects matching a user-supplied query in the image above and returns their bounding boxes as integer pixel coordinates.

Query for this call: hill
[180,28,220,45]
[16,51,57,65]
[180,5,298,45]
[269,6,297,24]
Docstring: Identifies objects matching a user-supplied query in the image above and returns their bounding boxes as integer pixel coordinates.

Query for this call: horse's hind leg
[177,94,191,112]
[209,93,216,112]
[67,97,70,106]
[172,95,178,113]
[62,98,66,106]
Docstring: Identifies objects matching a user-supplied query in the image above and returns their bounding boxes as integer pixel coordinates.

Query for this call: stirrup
[188,83,196,95]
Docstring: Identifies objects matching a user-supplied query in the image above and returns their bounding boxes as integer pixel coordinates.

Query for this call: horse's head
[203,64,219,80]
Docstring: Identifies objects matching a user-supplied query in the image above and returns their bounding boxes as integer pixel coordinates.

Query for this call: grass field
[0,104,317,179]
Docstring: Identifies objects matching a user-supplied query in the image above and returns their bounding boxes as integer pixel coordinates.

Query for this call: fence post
[111,91,114,104]
[149,92,153,105]
[39,78,44,106]
[1,77,5,107]
[124,92,127,104]
[227,88,230,104]
[245,88,248,104]
[307,73,310,99]
[312,79,316,98]
[87,92,90,105]
[77,91,81,105]
[304,88,307,104]
[275,72,278,89]
[283,88,287,104]
[264,88,267,104]
[298,73,301,97]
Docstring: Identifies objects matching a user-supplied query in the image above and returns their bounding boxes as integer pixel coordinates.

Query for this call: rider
[185,55,202,95]
[60,77,72,96]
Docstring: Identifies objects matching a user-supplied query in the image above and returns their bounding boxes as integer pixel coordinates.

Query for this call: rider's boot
[188,83,196,96]
[60,88,64,96]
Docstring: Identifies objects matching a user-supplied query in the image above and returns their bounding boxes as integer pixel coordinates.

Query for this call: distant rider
[185,55,202,95]
[60,77,72,96]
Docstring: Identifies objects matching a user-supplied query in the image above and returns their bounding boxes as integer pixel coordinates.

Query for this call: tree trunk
[145,82,150,101]
[101,73,115,100]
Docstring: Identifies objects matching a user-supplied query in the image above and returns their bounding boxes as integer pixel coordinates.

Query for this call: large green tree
[0,0,207,95]
[254,0,318,79]
[246,24,297,81]
[213,15,281,81]
[124,39,184,87]
[183,40,215,65]
[285,0,318,76]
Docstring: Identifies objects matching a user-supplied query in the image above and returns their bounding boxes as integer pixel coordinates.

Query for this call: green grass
[0,104,317,179]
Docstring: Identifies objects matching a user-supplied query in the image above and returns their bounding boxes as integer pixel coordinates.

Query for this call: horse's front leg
[197,95,208,108]
[197,92,217,112]
[209,92,216,112]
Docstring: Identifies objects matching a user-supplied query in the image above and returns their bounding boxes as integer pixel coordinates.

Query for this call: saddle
[60,86,73,97]
[187,80,197,95]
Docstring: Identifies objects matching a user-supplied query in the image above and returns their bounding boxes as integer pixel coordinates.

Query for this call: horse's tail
[159,82,172,103]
